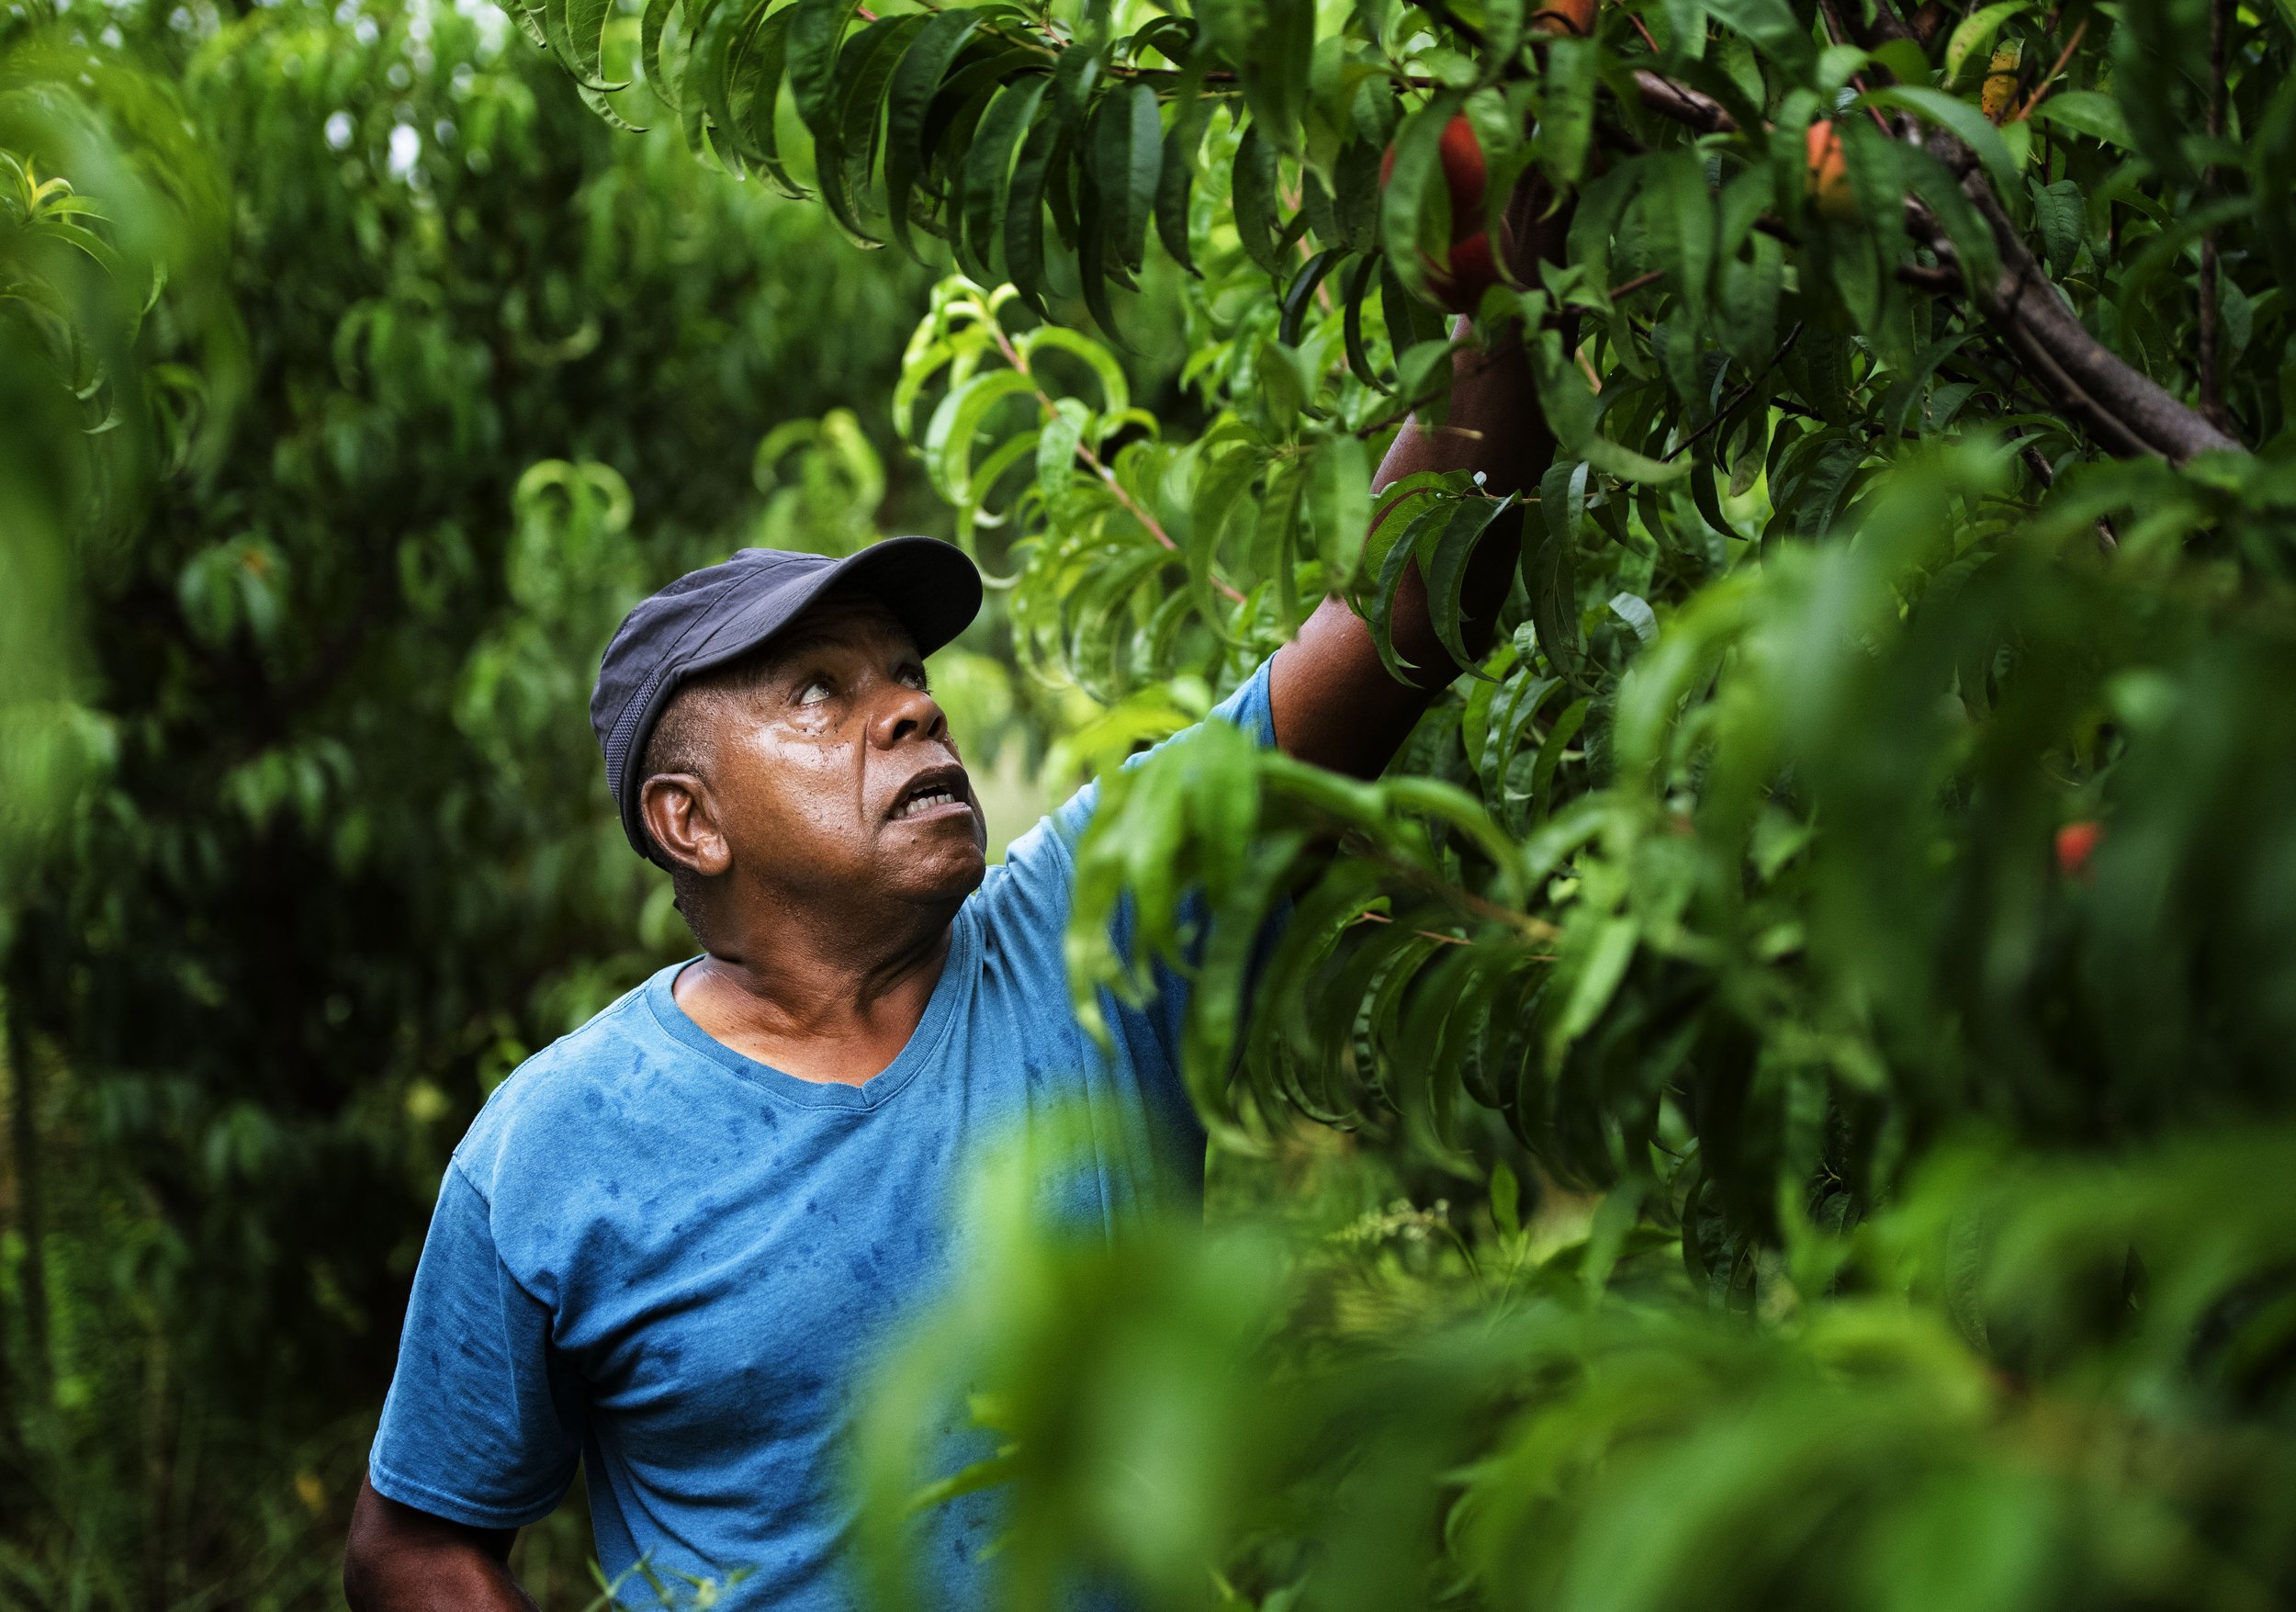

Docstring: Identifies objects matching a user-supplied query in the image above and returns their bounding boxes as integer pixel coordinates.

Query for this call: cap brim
[818,535,984,661]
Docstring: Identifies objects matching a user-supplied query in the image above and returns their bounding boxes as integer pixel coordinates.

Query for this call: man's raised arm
[1269,181,1559,781]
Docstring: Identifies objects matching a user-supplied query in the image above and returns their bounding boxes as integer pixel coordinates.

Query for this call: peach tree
[511,0,2296,1607]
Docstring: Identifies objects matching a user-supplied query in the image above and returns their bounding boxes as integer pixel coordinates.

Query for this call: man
[343,272,1546,1606]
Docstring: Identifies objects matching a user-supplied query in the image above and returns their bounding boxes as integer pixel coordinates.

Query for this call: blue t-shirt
[369,662,1276,1606]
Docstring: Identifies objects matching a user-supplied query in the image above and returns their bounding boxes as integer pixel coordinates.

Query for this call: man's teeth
[897,788,956,818]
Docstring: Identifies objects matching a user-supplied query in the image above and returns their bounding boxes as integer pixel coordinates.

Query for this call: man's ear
[639,773,731,878]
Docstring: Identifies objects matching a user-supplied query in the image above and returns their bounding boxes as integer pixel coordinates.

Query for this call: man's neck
[670,901,959,1087]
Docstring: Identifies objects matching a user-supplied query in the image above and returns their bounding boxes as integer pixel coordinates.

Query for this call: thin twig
[987,319,1248,602]
[1814,0,1897,131]
[2009,17,2088,123]
[1663,322,1803,462]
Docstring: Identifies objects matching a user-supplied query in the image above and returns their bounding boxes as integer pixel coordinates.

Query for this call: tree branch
[1938,142,2239,461]
[1614,48,2243,464]
[1632,71,1735,133]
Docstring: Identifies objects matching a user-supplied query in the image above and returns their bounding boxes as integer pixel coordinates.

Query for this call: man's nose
[872,681,950,750]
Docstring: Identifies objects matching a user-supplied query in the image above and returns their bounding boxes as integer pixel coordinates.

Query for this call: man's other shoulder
[451,971,678,1199]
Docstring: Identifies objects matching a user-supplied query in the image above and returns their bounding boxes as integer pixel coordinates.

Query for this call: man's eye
[793,677,832,705]
[900,667,929,692]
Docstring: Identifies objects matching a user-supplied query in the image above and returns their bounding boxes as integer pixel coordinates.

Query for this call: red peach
[2055,819,2102,879]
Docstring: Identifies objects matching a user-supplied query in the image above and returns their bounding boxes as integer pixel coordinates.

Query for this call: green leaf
[1232,122,1285,276]
[1424,493,1514,675]
[2032,178,2083,276]
[1532,333,1689,484]
[1252,456,1310,625]
[1021,325,1131,417]
[1716,230,1782,370]
[787,0,863,134]
[1154,54,1211,274]
[2256,76,2296,299]
[925,367,1038,504]
[1608,592,1657,644]
[1530,693,1590,822]
[1490,1158,1521,1237]
[1566,156,1645,298]
[687,0,770,174]
[1341,251,1390,392]
[1307,434,1372,587]
[1861,85,2020,194]
[1943,0,2032,83]
[1191,445,1264,620]
[1699,0,1815,72]
[1643,147,1715,333]
[1003,106,1064,315]
[1075,163,1131,348]
[961,76,1051,282]
[1330,132,1384,254]
[672,0,731,163]
[832,15,928,204]
[1094,81,1163,276]
[1200,0,1313,152]
[883,8,982,261]
[1279,247,1344,346]
[2030,90,2135,151]
[1898,141,2000,290]
[1369,500,1446,682]
[1539,36,1597,186]
[788,0,879,242]
[737,8,807,197]
[545,0,621,91]
[1381,255,1447,358]
[640,0,681,114]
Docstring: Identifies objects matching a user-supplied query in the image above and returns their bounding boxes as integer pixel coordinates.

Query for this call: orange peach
[1806,119,1857,222]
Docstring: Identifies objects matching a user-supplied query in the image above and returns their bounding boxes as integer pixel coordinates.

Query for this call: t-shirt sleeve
[368,1160,583,1528]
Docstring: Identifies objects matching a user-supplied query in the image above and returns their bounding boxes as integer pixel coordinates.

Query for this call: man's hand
[1269,175,1562,780]
[344,1476,537,1612]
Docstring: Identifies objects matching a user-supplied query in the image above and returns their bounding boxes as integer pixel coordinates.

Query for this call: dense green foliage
[6,0,2296,1607]
[523,0,2295,1606]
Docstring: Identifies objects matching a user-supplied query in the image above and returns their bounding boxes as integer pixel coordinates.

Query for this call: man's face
[686,594,986,912]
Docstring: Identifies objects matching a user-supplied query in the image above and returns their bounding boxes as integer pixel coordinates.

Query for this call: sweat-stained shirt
[366,661,1276,1607]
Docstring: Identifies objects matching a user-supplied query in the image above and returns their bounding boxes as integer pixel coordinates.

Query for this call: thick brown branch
[1941,145,2240,461]
[1615,57,2242,464]
[1632,71,1735,133]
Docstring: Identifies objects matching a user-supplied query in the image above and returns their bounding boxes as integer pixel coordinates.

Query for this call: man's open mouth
[890,766,971,821]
